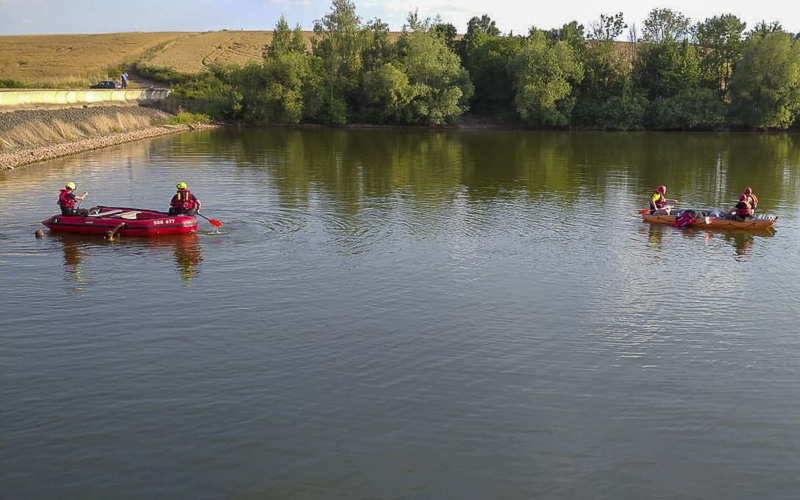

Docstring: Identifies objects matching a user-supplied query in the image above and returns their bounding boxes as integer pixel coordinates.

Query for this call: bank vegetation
[162,1,800,131]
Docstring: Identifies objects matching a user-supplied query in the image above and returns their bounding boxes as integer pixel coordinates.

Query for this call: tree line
[168,0,800,130]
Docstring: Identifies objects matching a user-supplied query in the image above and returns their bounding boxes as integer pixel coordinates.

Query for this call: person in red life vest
[649,185,677,214]
[169,182,201,216]
[743,187,758,212]
[58,182,89,216]
[728,194,753,221]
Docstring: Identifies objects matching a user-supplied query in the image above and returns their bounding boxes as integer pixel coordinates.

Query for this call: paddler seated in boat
[58,182,89,217]
[743,187,758,212]
[649,185,677,215]
[728,194,753,221]
[169,182,201,216]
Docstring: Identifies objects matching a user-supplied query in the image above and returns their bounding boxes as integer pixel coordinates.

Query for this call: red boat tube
[43,206,198,237]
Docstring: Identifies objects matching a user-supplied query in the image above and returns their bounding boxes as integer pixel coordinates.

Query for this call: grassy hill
[0,30,314,88]
[0,32,185,87]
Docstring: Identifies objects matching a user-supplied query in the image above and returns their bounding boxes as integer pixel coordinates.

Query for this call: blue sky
[0,0,797,36]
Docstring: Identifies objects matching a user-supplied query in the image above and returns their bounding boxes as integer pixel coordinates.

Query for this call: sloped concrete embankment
[0,106,208,171]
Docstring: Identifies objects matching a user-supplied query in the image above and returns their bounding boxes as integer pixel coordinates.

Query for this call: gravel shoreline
[0,106,217,171]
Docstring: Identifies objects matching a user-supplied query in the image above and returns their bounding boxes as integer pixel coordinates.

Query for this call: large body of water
[2,129,800,498]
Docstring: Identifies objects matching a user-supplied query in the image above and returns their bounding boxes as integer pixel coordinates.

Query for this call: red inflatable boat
[43,206,198,237]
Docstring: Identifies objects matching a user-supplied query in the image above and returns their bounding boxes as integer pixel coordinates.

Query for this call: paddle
[197,213,223,228]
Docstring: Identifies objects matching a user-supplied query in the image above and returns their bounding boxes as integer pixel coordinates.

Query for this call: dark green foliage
[572,92,647,130]
[545,21,586,55]
[134,63,192,84]
[0,79,30,88]
[460,14,501,63]
[646,89,728,129]
[433,22,459,54]
[465,35,523,115]
[633,39,700,100]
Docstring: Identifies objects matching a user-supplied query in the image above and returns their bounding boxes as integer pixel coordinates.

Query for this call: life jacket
[736,200,752,217]
[747,194,758,209]
[673,211,695,228]
[652,191,666,209]
[171,189,195,210]
[58,189,75,209]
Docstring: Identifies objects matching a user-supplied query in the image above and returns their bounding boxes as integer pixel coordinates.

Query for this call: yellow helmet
[65,182,76,190]
[176,182,188,190]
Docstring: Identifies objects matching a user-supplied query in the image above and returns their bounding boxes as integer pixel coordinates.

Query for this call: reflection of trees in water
[60,237,86,293]
[206,128,800,219]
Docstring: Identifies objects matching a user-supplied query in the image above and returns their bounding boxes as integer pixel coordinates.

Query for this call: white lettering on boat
[152,219,176,225]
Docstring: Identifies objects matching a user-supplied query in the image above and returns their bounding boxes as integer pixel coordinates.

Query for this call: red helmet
[739,194,748,201]
[657,185,667,194]
[744,187,753,195]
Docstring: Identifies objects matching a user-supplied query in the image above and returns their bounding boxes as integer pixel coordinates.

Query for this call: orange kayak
[642,211,777,230]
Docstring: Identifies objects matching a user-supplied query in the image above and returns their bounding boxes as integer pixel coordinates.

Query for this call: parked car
[90,81,121,89]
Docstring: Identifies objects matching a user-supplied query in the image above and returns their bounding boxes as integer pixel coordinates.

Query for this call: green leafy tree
[545,21,586,55]
[460,14,501,63]
[312,0,364,123]
[433,22,459,54]
[513,31,584,126]
[240,17,318,123]
[574,13,637,129]
[694,14,745,98]
[729,30,800,128]
[634,38,700,99]
[396,16,474,125]
[642,8,691,42]
[581,12,629,98]
[362,63,414,123]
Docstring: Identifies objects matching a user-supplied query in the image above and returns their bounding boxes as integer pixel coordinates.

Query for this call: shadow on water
[51,233,204,290]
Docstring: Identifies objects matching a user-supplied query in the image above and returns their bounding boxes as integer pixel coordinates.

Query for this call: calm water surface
[2,129,800,498]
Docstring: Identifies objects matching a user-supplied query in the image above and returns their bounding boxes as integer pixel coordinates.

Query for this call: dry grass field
[0,30,418,87]
[143,30,276,73]
[0,32,186,87]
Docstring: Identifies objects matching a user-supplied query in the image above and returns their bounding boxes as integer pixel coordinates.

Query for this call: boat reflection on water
[640,222,775,259]
[647,223,665,250]
[683,227,775,259]
[171,234,204,286]
[51,233,204,290]
[56,235,88,293]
